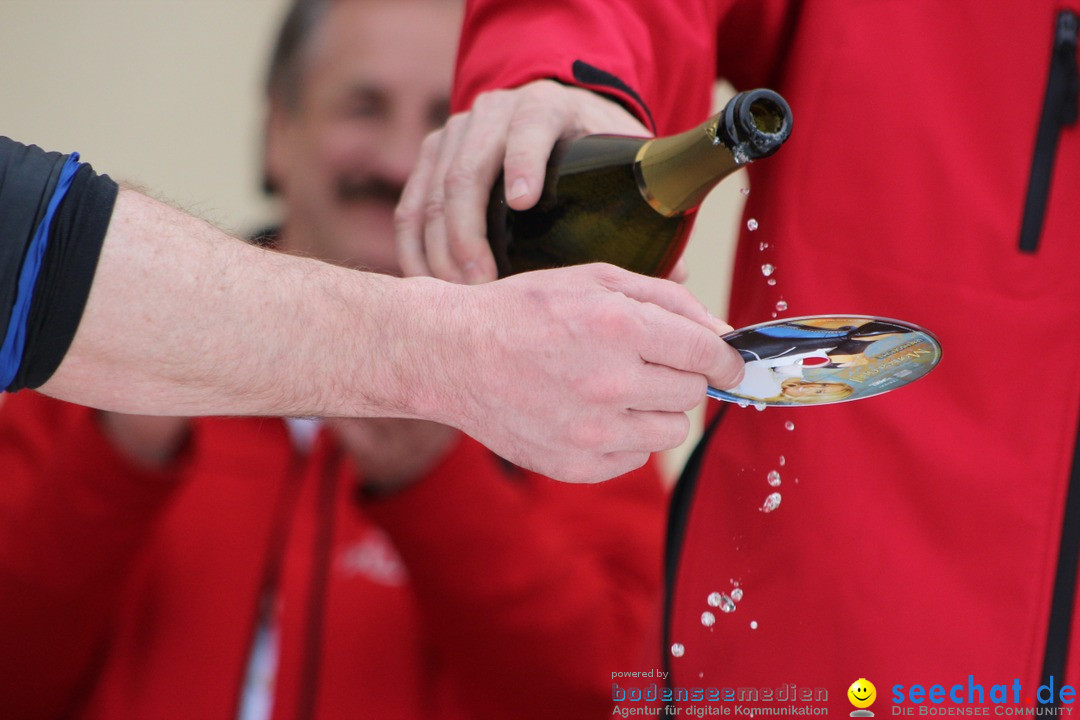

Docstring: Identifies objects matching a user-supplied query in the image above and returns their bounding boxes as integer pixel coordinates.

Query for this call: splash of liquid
[707,591,737,613]
[760,492,782,513]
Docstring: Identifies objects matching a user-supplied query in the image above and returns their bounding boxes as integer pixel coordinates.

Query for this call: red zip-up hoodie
[0,391,667,719]
[453,0,1080,713]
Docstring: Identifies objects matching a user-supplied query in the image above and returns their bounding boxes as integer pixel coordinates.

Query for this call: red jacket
[0,391,668,719]
[454,0,1080,712]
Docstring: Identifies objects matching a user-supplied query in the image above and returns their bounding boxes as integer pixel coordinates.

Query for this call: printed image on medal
[706,315,942,407]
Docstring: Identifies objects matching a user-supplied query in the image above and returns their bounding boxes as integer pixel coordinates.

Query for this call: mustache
[335,176,403,205]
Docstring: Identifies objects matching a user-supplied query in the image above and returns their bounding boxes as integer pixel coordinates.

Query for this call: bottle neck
[633,114,743,217]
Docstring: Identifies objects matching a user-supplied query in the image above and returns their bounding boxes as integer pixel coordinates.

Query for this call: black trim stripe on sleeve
[571,60,657,134]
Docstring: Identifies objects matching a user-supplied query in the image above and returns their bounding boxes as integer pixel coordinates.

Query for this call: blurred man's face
[266,0,461,274]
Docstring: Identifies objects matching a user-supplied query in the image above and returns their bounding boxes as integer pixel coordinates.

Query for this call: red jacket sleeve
[453,0,799,135]
[453,0,723,133]
[0,392,184,719]
[361,438,669,719]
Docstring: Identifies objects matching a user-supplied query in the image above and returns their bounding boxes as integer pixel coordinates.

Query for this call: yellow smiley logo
[848,678,877,709]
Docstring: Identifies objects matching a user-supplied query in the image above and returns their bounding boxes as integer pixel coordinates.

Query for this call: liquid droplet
[754,402,767,411]
[784,421,795,431]
[750,621,759,630]
[779,455,786,466]
[740,187,751,196]
[701,611,716,627]
[760,263,775,277]
[767,470,781,487]
[731,588,744,602]
[767,278,777,286]
[775,300,788,312]
[760,492,782,513]
[747,218,759,232]
[670,643,685,658]
[759,241,769,252]
[707,591,723,607]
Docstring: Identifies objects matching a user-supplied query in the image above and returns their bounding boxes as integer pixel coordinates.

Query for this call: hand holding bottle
[395,80,649,284]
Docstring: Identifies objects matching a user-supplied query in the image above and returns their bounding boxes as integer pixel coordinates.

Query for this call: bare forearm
[39,188,436,419]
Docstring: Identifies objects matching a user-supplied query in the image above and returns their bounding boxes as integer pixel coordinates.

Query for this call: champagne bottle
[487,88,792,278]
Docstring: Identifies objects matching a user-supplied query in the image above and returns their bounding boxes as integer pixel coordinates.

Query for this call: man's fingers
[620,409,692,453]
[395,130,441,278]
[442,95,518,283]
[499,90,571,211]
[636,300,744,390]
[628,363,710,413]
[422,117,470,283]
[585,264,744,387]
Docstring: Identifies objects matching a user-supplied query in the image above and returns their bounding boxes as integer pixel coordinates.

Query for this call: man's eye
[342,89,386,119]
[345,102,380,118]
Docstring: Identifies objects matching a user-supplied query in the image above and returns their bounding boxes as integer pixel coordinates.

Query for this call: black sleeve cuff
[11,163,118,390]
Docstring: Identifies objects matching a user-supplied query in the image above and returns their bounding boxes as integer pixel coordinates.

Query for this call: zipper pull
[1019,9,1078,253]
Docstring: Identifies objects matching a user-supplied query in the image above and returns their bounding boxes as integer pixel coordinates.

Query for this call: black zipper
[662,406,728,701]
[296,445,340,720]
[1040,426,1080,707]
[231,445,307,719]
[1031,10,1080,703]
[1019,9,1078,253]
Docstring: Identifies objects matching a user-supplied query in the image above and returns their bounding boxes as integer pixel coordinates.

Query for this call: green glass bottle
[487,88,792,278]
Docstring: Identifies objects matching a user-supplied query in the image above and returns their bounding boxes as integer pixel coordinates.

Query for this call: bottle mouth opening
[749,98,786,135]
[717,88,793,160]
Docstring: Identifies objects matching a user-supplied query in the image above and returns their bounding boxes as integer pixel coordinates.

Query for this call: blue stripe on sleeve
[1,153,82,390]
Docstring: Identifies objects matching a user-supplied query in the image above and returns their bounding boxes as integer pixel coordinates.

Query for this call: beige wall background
[0,0,291,235]
[0,1,744,480]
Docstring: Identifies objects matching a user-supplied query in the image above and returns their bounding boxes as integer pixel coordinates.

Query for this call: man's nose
[373,120,427,182]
